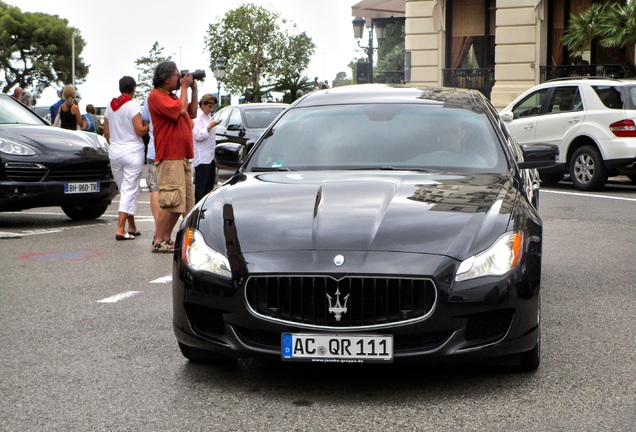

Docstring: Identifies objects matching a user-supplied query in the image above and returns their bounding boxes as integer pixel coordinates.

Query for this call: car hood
[196,171,518,261]
[0,125,107,157]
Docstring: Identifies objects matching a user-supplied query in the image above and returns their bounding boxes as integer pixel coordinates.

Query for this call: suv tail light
[609,119,636,137]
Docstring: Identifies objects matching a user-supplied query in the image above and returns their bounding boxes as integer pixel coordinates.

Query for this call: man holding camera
[147,61,199,253]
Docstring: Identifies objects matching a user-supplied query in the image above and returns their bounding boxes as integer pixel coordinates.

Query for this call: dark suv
[0,94,117,219]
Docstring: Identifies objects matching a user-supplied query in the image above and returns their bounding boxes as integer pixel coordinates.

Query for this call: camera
[180,69,206,81]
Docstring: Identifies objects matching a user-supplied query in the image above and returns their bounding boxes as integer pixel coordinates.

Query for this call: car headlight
[182,228,232,278]
[0,138,36,155]
[455,231,523,282]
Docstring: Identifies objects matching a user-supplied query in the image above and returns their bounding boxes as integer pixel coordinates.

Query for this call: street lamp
[352,17,385,84]
[214,57,226,105]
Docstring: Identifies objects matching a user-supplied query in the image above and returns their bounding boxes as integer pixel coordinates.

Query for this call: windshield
[246,104,508,173]
[0,96,49,125]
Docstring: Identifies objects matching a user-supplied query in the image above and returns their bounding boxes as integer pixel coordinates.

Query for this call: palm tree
[563,1,636,77]
[266,73,314,103]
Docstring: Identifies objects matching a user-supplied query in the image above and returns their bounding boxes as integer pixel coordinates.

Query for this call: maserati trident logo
[327,288,349,322]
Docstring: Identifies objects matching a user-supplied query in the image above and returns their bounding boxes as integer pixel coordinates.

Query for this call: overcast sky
[14,0,362,108]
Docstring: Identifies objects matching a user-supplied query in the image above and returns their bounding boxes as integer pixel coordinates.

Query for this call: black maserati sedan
[0,94,116,220]
[172,84,558,371]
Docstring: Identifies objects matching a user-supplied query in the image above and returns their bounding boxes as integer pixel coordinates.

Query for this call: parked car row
[500,77,636,190]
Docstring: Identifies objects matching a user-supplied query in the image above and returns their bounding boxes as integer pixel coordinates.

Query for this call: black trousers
[194,161,216,203]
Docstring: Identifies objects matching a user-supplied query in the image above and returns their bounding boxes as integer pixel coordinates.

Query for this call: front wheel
[569,146,608,191]
[61,203,109,220]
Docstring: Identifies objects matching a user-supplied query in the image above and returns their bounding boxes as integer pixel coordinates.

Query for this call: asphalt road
[1,178,634,431]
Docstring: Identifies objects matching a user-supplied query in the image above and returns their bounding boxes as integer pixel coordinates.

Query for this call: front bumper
[172,249,541,364]
[0,179,117,212]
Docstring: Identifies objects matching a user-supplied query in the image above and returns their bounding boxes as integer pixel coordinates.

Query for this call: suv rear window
[592,86,624,109]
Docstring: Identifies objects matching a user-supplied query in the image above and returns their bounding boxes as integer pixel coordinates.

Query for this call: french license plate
[64,182,100,194]
[281,333,393,363]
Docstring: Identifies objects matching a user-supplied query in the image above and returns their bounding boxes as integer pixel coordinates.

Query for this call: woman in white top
[192,93,221,203]
[103,76,149,240]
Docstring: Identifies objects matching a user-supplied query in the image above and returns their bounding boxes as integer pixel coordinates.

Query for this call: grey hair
[153,61,177,88]
[19,91,33,107]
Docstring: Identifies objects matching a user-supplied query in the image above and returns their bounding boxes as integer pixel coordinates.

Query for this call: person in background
[57,85,85,130]
[84,104,103,134]
[82,105,97,133]
[148,61,198,253]
[19,90,33,108]
[192,93,221,203]
[50,90,65,121]
[103,76,149,241]
[12,87,23,100]
[141,96,159,245]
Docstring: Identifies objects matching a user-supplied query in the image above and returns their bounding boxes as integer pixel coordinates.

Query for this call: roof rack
[546,76,622,83]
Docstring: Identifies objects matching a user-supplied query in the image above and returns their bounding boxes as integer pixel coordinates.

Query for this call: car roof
[292,84,490,111]
[543,77,636,86]
[226,103,288,111]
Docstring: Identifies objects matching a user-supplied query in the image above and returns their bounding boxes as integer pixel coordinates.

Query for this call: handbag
[52,108,62,127]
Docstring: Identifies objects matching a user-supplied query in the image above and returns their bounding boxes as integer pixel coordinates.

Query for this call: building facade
[352,0,633,108]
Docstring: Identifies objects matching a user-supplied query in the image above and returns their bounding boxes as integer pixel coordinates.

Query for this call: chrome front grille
[245,276,437,329]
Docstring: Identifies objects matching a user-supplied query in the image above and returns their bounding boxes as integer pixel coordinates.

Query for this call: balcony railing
[442,68,495,98]
[375,70,405,84]
[540,64,624,82]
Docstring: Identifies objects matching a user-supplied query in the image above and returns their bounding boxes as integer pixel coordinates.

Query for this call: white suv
[500,78,636,190]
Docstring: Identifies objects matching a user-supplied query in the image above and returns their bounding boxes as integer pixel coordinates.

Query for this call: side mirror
[518,143,560,169]
[215,143,244,169]
[227,124,241,131]
[500,112,514,122]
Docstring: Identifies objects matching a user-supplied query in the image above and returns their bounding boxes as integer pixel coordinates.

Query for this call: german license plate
[65,182,100,194]
[281,333,393,363]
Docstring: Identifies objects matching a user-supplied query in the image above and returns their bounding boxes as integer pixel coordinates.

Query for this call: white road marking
[97,291,142,303]
[150,275,172,284]
[542,190,636,202]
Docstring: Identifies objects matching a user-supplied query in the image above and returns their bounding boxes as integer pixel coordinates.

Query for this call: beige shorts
[156,159,194,214]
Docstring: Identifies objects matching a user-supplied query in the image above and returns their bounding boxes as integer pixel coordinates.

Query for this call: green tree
[563,1,636,76]
[0,1,88,98]
[376,22,405,76]
[204,4,315,102]
[267,73,314,103]
[332,71,351,88]
[134,41,172,102]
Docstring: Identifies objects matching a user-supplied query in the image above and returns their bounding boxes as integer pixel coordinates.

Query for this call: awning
[351,0,406,19]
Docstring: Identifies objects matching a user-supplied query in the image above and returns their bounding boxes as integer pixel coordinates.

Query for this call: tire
[569,145,608,191]
[178,342,233,363]
[538,172,564,186]
[61,203,109,220]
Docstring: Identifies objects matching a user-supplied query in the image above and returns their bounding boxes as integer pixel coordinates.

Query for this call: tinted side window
[228,109,242,127]
[512,89,549,119]
[592,86,624,109]
[546,86,583,113]
[214,108,231,127]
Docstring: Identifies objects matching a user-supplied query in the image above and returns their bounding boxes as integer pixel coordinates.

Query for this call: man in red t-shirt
[148,61,198,253]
